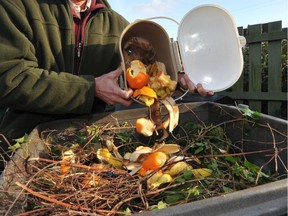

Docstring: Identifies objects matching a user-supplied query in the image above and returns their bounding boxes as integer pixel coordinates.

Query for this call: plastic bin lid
[177,5,246,92]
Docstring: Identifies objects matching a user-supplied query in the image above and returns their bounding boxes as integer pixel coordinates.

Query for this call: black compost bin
[0,102,287,216]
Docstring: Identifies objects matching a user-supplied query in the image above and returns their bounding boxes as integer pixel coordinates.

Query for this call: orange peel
[126,60,149,89]
[133,86,157,99]
[133,86,158,107]
[142,151,168,171]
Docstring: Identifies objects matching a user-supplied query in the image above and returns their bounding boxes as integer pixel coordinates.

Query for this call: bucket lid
[177,5,246,92]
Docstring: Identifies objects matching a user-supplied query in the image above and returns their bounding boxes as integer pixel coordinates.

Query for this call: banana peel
[106,139,123,159]
[147,171,163,187]
[124,144,181,176]
[96,148,123,168]
[191,168,213,178]
[150,173,173,188]
[60,148,77,179]
[123,146,153,175]
[128,146,153,162]
[155,143,181,155]
[133,60,179,140]
[147,172,173,189]
[135,96,179,141]
[165,161,192,177]
[160,96,179,133]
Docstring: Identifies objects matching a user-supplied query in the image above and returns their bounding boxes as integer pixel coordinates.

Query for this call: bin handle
[140,16,180,25]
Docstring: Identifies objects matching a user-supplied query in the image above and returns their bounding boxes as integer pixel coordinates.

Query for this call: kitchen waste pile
[1,37,287,216]
[3,111,281,215]
[1,104,286,216]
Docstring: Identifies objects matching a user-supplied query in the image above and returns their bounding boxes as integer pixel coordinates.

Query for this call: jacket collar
[69,0,106,18]
[69,0,92,17]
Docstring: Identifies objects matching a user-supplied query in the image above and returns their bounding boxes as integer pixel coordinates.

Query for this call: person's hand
[178,73,214,97]
[95,67,133,106]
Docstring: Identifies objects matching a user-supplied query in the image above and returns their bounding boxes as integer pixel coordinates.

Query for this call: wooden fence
[221,21,287,119]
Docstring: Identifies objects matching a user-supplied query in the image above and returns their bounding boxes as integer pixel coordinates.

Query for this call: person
[0,0,213,168]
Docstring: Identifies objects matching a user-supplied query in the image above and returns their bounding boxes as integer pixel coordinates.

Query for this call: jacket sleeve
[0,1,96,115]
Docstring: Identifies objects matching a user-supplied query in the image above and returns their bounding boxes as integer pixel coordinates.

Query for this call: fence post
[221,21,287,119]
[267,22,283,116]
[247,24,262,113]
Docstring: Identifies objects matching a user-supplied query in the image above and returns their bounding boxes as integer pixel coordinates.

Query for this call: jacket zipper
[77,42,82,58]
[71,0,106,74]
[73,16,83,74]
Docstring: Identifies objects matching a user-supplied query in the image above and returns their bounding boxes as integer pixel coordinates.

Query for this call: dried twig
[2,105,287,215]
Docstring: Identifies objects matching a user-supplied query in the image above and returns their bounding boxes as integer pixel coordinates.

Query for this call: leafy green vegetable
[151,201,168,210]
[8,134,29,151]
[237,104,261,120]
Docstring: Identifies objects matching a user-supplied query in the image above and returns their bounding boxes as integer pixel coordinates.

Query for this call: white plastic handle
[238,36,246,48]
[141,16,180,25]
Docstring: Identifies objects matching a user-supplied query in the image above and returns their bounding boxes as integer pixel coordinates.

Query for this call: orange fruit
[142,151,168,171]
[126,60,149,89]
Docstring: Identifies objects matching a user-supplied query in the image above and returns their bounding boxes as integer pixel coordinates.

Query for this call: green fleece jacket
[0,0,129,141]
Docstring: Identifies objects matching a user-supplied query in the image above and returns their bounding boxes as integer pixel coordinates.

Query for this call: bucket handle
[140,16,180,25]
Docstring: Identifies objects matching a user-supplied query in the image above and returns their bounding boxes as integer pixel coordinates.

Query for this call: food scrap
[94,141,212,189]
[126,60,150,89]
[8,115,280,216]
[124,37,179,141]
